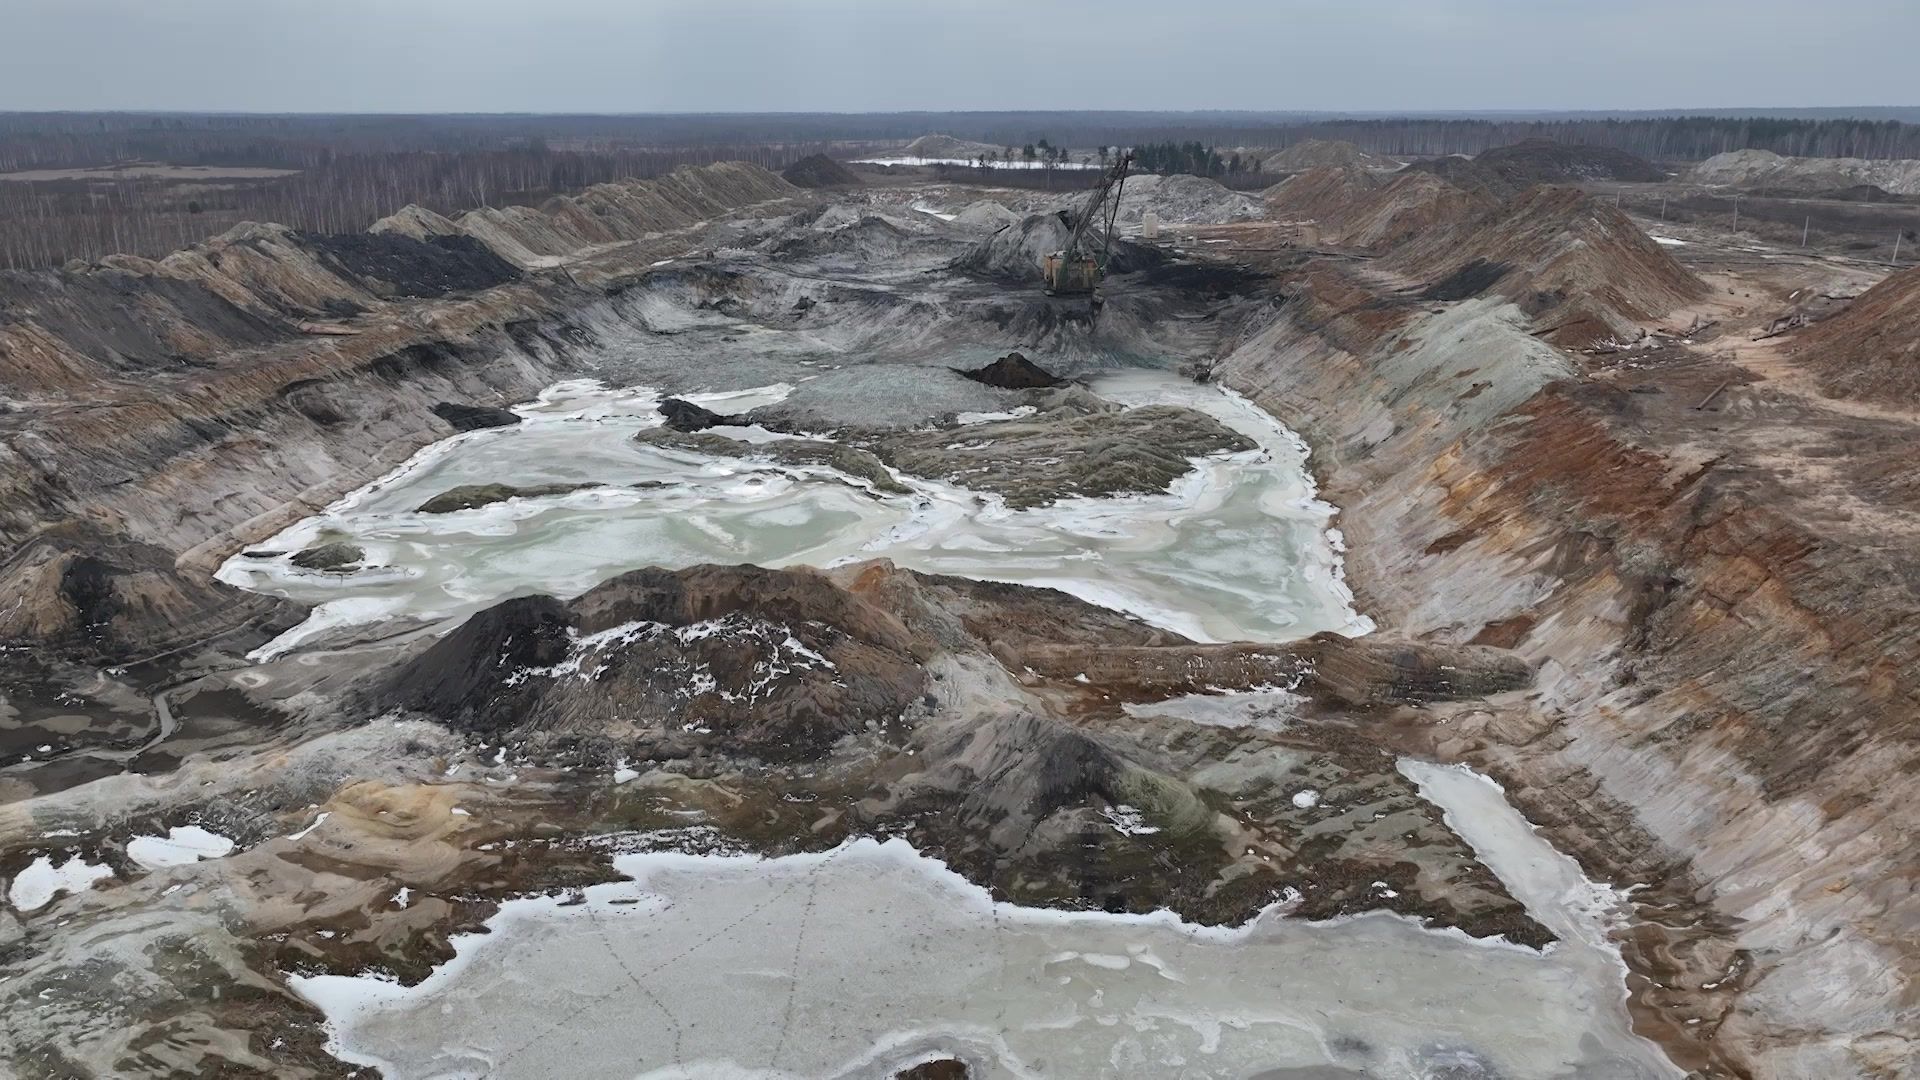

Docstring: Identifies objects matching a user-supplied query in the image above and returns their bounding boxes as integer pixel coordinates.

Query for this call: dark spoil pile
[781,154,862,189]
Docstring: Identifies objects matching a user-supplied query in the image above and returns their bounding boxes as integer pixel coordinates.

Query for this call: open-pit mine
[2,147,1916,1080]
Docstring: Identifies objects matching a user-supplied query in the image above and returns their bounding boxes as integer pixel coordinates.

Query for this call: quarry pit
[1,154,1916,1080]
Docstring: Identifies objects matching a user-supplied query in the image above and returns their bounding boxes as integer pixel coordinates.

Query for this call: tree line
[953,140,1258,180]
[6,112,1919,176]
[1129,141,1259,177]
[0,143,822,269]
[1283,116,1920,162]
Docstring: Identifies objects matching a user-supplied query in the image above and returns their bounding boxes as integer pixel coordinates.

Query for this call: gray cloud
[3,0,1914,113]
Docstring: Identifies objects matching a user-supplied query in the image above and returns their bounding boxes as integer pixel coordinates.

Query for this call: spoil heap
[1105,173,1263,225]
[1266,166,1491,249]
[950,212,1158,283]
[1263,139,1395,173]
[1790,264,1920,404]
[1405,140,1665,200]
[0,222,520,395]
[781,153,862,188]
[1474,139,1667,184]
[1401,154,1516,201]
[952,200,1022,229]
[1263,165,1382,219]
[0,524,297,660]
[373,560,1530,762]
[958,351,1065,388]
[657,397,750,432]
[1335,172,1493,248]
[448,162,798,266]
[1690,148,1920,196]
[900,133,1004,159]
[1392,185,1706,345]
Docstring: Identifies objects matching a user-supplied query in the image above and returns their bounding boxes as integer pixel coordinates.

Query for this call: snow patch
[8,854,113,912]
[127,825,237,869]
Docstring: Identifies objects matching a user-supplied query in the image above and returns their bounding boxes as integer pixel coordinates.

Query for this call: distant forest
[5,111,1920,173]
[0,143,825,269]
[3,110,1919,268]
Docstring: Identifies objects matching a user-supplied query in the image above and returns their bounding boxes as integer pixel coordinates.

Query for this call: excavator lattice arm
[1061,151,1132,265]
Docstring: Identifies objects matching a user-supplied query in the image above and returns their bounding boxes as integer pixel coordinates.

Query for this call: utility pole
[1895,231,1903,266]
[1660,194,1667,221]
[1802,216,1810,248]
[1731,195,1740,237]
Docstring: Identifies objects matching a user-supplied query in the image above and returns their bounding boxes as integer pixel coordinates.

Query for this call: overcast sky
[4,0,1915,114]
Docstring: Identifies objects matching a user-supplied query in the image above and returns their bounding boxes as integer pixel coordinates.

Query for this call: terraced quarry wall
[1212,259,1917,1079]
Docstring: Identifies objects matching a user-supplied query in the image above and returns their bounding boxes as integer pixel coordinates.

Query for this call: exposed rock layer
[1210,249,1919,1079]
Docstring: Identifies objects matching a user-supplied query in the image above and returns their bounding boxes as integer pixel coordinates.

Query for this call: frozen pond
[220,371,1372,657]
[293,765,1675,1079]
[852,155,1101,170]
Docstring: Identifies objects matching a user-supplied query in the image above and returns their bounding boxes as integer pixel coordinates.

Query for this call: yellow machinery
[1042,151,1132,297]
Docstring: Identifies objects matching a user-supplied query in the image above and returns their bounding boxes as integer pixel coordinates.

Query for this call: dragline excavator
[1041,150,1132,300]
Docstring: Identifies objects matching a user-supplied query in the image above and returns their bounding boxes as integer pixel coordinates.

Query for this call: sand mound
[952,214,1077,282]
[902,134,1004,160]
[1266,167,1491,249]
[1264,166,1382,218]
[1790,265,1920,404]
[781,153,861,188]
[953,200,1023,229]
[1689,149,1920,196]
[958,352,1064,389]
[770,215,915,263]
[950,213,1160,283]
[368,205,461,242]
[1105,174,1262,225]
[1402,155,1514,200]
[1393,185,1706,346]
[1264,139,1394,173]
[1339,173,1493,249]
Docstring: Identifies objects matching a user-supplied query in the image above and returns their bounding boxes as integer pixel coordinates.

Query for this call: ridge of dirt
[1266,166,1493,249]
[1403,140,1665,201]
[1789,264,1920,404]
[453,162,798,267]
[1264,139,1395,173]
[1263,165,1383,219]
[1391,185,1708,345]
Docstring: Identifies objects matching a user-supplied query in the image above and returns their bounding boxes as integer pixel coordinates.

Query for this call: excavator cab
[1041,252,1101,296]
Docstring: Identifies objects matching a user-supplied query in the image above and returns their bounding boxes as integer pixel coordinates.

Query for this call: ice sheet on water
[224,371,1372,657]
[291,834,1677,1080]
